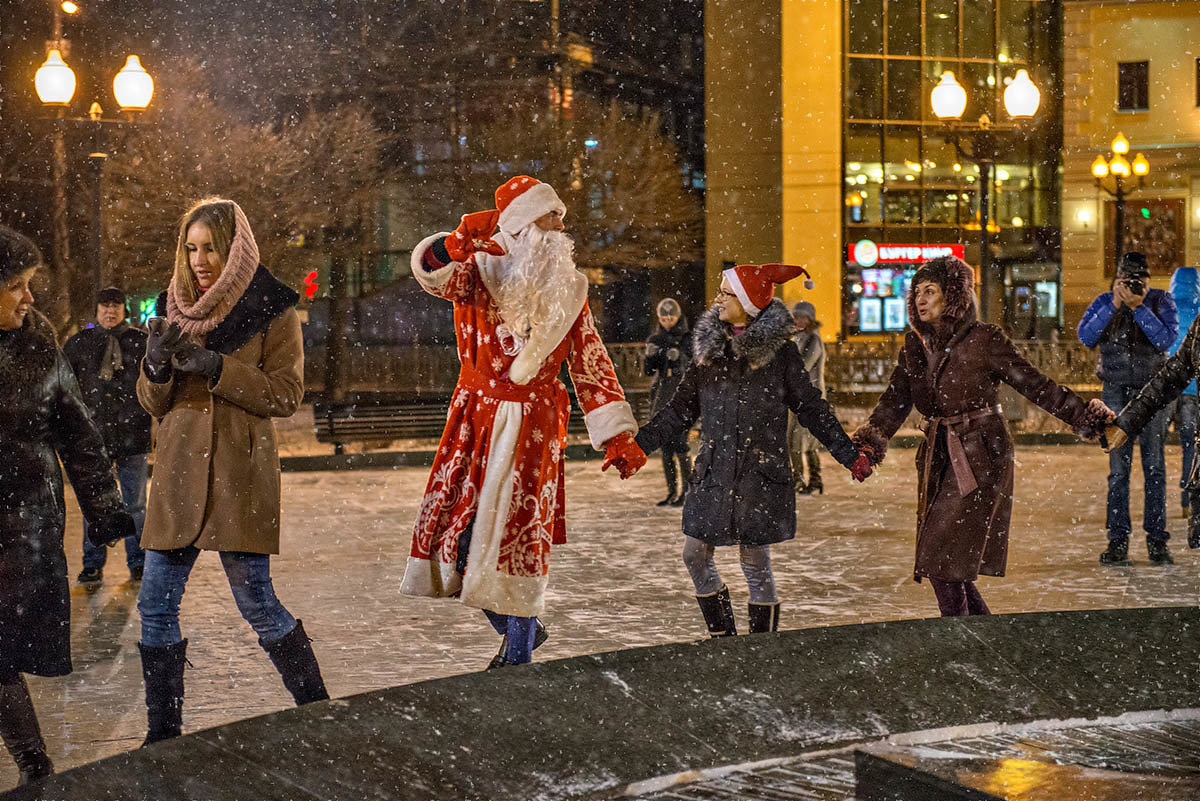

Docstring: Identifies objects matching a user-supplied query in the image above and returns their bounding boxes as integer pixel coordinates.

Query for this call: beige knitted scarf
[165,200,260,339]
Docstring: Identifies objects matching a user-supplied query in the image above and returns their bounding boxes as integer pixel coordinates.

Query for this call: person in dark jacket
[610,264,872,637]
[1076,252,1178,566]
[63,287,151,583]
[644,297,692,506]
[1168,267,1200,519]
[855,256,1112,617]
[787,301,827,494]
[0,227,133,787]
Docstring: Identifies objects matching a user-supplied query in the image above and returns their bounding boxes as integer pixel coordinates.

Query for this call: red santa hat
[721,263,815,316]
[495,175,567,235]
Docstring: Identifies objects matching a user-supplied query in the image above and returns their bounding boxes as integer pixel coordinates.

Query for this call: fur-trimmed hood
[0,308,58,394]
[908,257,977,342]
[693,298,795,370]
[156,265,298,355]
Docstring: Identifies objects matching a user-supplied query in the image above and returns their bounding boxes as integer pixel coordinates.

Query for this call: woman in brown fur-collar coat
[853,256,1112,617]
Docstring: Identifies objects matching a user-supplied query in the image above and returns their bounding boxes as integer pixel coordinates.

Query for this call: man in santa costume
[401,176,646,668]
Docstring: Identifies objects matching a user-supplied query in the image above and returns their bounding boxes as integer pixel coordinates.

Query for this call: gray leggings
[682,536,777,603]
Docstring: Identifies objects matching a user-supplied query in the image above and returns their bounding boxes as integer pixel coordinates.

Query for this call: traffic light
[303,270,319,299]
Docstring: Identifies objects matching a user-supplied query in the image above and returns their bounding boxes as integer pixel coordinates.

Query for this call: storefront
[843,240,966,335]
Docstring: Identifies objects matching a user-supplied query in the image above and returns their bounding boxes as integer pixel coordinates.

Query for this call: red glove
[601,432,647,480]
[850,451,873,483]
[444,209,505,261]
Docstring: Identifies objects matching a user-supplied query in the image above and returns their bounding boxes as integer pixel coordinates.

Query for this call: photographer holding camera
[1078,252,1178,566]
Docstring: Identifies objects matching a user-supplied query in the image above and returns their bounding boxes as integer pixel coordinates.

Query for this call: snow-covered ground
[8,443,1198,787]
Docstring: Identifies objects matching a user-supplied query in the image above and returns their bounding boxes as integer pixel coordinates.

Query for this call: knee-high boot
[0,676,52,784]
[260,621,330,705]
[748,602,781,633]
[804,451,823,494]
[657,452,679,506]
[695,585,737,637]
[671,453,692,507]
[138,639,187,746]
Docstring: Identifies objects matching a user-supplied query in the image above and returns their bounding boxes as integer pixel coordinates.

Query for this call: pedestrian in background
[1077,251,1178,566]
[786,300,826,494]
[1168,267,1200,519]
[0,227,133,786]
[63,287,151,584]
[135,198,328,746]
[644,298,692,506]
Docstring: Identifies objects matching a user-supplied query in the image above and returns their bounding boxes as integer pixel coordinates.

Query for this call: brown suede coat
[138,273,301,554]
[855,260,1108,583]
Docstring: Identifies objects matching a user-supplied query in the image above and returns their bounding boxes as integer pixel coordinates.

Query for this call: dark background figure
[644,298,693,506]
[1077,252,1179,566]
[786,301,826,495]
[1168,267,1200,520]
[0,227,133,787]
[63,287,151,584]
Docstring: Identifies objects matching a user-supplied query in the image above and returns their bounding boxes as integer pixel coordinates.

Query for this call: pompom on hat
[495,175,567,235]
[721,263,814,316]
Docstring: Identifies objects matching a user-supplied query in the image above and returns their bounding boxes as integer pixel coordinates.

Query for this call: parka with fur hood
[853,257,1110,583]
[636,299,859,546]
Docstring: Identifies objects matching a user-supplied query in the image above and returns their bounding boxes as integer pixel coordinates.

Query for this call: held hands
[601,432,647,480]
[87,512,135,549]
[171,342,222,379]
[445,209,505,262]
[1103,424,1128,453]
[849,451,874,483]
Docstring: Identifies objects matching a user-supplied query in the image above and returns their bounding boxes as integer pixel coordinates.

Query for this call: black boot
[748,602,781,634]
[0,676,53,784]
[1190,518,1200,550]
[671,454,691,507]
[657,452,679,506]
[138,640,187,746]
[1099,538,1131,566]
[261,621,329,705]
[1147,539,1175,565]
[805,451,823,495]
[696,585,737,637]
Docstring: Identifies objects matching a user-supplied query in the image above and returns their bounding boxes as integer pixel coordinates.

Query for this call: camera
[1122,278,1146,296]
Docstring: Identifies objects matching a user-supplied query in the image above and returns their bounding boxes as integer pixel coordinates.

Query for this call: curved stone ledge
[4,607,1198,801]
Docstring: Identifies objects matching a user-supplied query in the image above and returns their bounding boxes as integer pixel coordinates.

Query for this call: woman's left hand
[171,343,222,379]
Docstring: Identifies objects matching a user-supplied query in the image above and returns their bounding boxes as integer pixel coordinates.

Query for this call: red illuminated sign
[848,240,965,267]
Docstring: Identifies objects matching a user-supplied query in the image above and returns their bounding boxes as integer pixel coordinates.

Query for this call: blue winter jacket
[1170,267,1200,395]
[1077,286,1178,387]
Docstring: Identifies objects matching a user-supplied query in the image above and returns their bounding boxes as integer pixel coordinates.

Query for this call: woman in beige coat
[135,198,327,746]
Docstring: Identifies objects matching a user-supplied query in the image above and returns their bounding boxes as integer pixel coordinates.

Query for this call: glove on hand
[445,209,505,262]
[171,342,223,379]
[601,432,647,480]
[145,318,185,371]
[87,511,135,548]
[666,348,681,361]
[850,451,873,483]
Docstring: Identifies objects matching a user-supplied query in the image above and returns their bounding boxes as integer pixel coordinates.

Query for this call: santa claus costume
[401,177,643,667]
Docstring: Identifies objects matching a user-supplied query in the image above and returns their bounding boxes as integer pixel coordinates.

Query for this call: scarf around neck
[166,201,260,339]
[98,321,129,381]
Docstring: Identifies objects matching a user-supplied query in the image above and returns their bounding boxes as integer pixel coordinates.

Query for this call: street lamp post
[929,68,1041,325]
[1090,133,1150,266]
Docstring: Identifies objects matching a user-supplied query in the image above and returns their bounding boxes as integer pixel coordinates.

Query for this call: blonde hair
[171,197,236,305]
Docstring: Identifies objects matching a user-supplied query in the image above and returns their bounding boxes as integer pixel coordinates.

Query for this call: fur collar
[693,298,795,370]
[907,257,977,344]
[156,265,297,355]
[0,309,58,394]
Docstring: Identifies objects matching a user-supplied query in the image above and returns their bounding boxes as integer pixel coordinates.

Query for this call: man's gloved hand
[850,451,873,483]
[171,342,223,380]
[145,318,185,377]
[601,432,647,480]
[87,512,135,548]
[445,209,505,262]
[666,347,681,361]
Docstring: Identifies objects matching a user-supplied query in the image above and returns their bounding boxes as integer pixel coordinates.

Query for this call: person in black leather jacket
[643,298,692,506]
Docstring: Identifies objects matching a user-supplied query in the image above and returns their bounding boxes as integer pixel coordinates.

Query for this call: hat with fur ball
[495,176,567,235]
[722,263,814,316]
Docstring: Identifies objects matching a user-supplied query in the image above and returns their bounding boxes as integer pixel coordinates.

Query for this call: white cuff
[411,232,457,291]
[585,400,637,450]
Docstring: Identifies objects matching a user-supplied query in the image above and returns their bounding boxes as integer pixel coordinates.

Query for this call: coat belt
[457,361,560,405]
[921,405,1002,497]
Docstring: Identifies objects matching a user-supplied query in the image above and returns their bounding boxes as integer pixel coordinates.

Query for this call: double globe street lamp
[1090,133,1151,265]
[929,68,1041,323]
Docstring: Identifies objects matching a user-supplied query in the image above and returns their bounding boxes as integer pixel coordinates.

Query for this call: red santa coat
[400,232,636,617]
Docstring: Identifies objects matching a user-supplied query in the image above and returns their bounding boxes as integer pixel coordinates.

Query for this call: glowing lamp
[1109,154,1131,178]
[1131,153,1150,177]
[35,50,76,106]
[930,71,967,120]
[1002,69,1040,118]
[1091,156,1109,179]
[1111,132,1130,155]
[113,55,153,111]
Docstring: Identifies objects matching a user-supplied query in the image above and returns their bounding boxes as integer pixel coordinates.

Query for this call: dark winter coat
[1076,288,1177,387]
[63,323,152,459]
[636,300,859,546]
[644,316,692,416]
[0,310,127,676]
[854,260,1109,583]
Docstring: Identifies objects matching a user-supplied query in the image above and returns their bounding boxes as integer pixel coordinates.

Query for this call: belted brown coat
[854,261,1109,583]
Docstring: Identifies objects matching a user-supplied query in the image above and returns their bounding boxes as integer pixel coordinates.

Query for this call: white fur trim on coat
[498,182,567,235]
[584,399,637,450]
[721,268,760,315]
[411,232,457,291]
[505,271,589,385]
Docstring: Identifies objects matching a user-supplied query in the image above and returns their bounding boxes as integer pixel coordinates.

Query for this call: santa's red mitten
[849,451,873,483]
[445,209,505,262]
[601,432,647,480]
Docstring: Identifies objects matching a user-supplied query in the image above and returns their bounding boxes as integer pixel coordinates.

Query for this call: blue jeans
[137,547,297,647]
[482,610,538,665]
[1104,383,1170,543]
[1177,395,1199,508]
[82,453,147,572]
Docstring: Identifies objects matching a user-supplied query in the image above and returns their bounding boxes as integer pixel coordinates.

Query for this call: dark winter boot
[805,451,823,495]
[696,585,737,637]
[138,639,187,746]
[657,452,679,506]
[748,602,780,634]
[1190,518,1200,550]
[0,676,53,784]
[1147,540,1175,566]
[1099,538,1131,566]
[671,455,691,507]
[260,621,329,705]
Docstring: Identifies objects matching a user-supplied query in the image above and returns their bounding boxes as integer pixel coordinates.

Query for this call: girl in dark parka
[853,256,1112,617]
[644,297,693,506]
[0,227,133,786]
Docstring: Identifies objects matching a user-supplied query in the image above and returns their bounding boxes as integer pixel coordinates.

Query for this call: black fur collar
[692,298,795,370]
[156,265,298,355]
[0,309,58,394]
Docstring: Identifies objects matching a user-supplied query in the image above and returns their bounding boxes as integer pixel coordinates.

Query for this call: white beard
[488,227,579,355]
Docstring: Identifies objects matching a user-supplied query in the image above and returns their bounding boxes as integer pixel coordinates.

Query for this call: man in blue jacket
[1077,252,1178,565]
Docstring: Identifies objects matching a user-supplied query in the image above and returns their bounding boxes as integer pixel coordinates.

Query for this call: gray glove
[145,318,185,381]
[644,343,660,357]
[666,347,681,361]
[171,342,223,380]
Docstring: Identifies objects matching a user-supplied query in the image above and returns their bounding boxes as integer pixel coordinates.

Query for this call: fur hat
[791,301,817,321]
[907,255,977,337]
[495,176,567,235]
[656,298,681,317]
[0,225,43,284]
[722,263,814,316]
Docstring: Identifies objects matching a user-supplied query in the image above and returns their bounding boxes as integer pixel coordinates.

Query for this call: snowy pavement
[7,443,1200,787]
